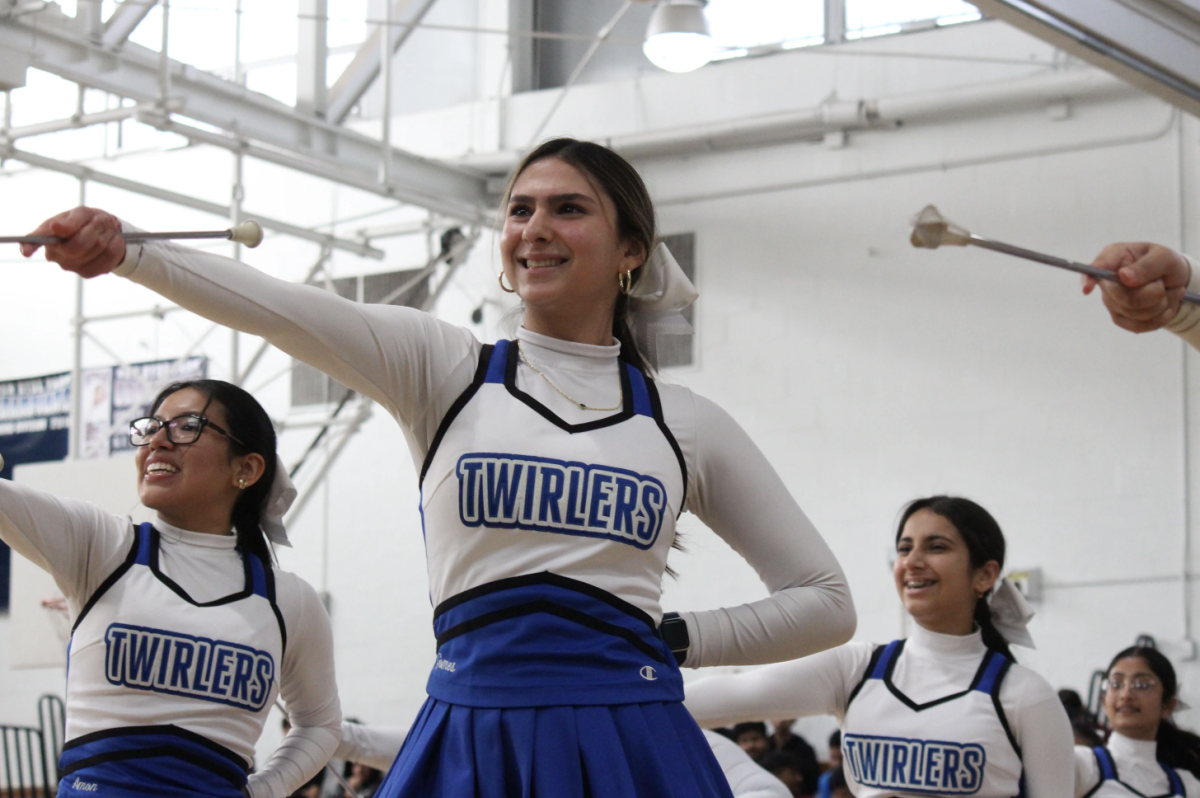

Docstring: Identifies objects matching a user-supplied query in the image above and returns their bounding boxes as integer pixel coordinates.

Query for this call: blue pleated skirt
[376,697,733,798]
[378,574,734,798]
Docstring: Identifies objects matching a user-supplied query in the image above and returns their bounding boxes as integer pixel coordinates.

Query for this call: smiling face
[500,157,645,344]
[1104,656,1174,740]
[134,388,262,535]
[893,509,999,635]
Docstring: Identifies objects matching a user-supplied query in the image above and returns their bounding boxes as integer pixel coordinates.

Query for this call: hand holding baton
[910,205,1200,305]
[2,220,265,249]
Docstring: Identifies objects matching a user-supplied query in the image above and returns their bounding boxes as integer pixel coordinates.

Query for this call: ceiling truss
[0,2,491,222]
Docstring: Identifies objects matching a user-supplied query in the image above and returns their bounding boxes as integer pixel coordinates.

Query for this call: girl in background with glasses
[685,496,1075,798]
[0,379,340,798]
[1076,647,1200,797]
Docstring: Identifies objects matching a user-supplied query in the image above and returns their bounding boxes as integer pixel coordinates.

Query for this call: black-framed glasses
[128,414,245,448]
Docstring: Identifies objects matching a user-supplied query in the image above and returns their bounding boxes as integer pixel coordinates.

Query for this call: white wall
[3,15,1200,769]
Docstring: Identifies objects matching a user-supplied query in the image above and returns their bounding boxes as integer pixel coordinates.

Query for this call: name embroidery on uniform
[456,453,666,549]
[843,733,986,795]
[104,623,275,711]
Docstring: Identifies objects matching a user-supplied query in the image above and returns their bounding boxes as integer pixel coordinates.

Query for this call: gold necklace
[517,341,623,412]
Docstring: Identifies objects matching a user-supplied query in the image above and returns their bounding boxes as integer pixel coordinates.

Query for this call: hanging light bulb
[643,0,716,74]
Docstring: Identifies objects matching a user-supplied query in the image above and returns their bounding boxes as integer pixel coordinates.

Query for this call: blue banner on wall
[0,372,72,611]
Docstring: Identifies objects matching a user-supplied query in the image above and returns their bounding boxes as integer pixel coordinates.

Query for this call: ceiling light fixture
[642,0,716,74]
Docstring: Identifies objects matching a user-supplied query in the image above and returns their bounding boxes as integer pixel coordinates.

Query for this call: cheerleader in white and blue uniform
[25,139,856,796]
[1075,646,1200,797]
[0,380,340,798]
[686,496,1075,798]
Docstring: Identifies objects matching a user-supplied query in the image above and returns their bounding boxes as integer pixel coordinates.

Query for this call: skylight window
[846,0,981,39]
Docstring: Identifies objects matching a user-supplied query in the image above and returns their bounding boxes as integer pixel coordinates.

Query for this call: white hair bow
[989,577,1036,649]
[627,242,699,368]
[260,454,297,547]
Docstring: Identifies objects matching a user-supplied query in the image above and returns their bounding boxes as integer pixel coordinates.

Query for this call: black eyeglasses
[128,414,245,448]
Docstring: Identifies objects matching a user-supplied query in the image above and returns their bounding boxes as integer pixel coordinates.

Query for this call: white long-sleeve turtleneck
[1165,255,1200,350]
[684,624,1074,798]
[1075,732,1200,797]
[111,236,855,667]
[0,477,340,798]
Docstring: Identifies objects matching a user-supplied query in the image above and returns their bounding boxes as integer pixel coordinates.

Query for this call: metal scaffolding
[0,0,487,529]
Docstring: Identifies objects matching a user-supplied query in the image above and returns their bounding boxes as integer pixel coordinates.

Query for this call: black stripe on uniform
[62,724,248,770]
[435,598,669,664]
[419,344,494,487]
[504,342,637,433]
[71,528,140,634]
[432,570,656,632]
[645,377,688,514]
[61,746,246,788]
[874,639,1000,712]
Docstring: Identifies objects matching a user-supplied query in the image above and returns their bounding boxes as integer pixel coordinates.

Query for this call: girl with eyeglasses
[1075,647,1200,797]
[685,496,1075,798]
[0,379,340,798]
[22,138,856,798]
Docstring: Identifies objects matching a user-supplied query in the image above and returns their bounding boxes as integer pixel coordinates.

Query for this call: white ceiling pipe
[873,68,1129,122]
[455,68,1136,175]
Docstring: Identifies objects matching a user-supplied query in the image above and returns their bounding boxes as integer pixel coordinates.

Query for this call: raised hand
[1082,242,1191,333]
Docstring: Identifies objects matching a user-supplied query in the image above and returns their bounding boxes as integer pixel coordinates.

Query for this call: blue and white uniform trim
[1084,747,1186,798]
[60,523,285,798]
[59,725,249,798]
[428,571,684,707]
[842,640,1025,797]
[420,339,687,510]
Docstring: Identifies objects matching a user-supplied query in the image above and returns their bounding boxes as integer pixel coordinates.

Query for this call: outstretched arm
[0,475,133,610]
[684,644,869,727]
[336,722,409,771]
[23,208,480,451]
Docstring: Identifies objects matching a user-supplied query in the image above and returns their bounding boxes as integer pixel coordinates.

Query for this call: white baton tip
[230,220,264,248]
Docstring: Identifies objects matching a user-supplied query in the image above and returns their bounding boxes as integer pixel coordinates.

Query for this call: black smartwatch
[660,612,690,663]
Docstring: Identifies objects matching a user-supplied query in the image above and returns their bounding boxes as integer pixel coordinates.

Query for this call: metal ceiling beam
[102,0,159,50]
[0,10,489,220]
[2,147,385,258]
[297,0,327,118]
[971,0,1200,117]
[325,0,439,124]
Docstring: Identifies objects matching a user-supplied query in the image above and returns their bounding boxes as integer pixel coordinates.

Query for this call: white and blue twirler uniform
[113,238,859,796]
[840,640,1023,797]
[685,625,1075,797]
[1074,734,1200,798]
[381,339,725,796]
[0,477,341,798]
[61,522,283,798]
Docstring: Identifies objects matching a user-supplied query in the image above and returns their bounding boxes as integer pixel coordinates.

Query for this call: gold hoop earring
[618,270,632,295]
[498,271,516,293]
[238,479,247,490]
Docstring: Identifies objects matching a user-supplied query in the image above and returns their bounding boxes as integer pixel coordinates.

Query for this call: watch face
[661,616,689,652]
